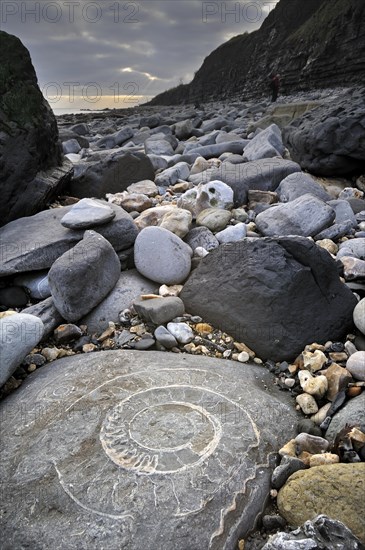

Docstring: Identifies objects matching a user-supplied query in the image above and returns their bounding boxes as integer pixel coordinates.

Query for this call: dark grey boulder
[80,269,157,334]
[243,124,284,161]
[328,199,358,227]
[276,172,331,203]
[69,150,155,199]
[95,126,133,149]
[283,89,365,176]
[48,230,121,322]
[262,515,365,550]
[255,194,335,237]
[192,158,301,206]
[180,237,357,361]
[0,31,73,226]
[0,201,137,276]
[185,140,248,159]
[0,350,298,549]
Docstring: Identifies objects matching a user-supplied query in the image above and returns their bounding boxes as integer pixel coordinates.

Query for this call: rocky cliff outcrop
[0,31,72,226]
[149,0,365,105]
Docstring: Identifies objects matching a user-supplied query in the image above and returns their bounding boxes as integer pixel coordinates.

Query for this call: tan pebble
[97,326,115,342]
[232,353,239,361]
[159,284,183,297]
[305,343,326,352]
[288,364,298,375]
[238,540,245,550]
[41,347,60,361]
[195,323,213,335]
[270,489,278,498]
[279,439,296,457]
[28,364,37,373]
[316,239,338,255]
[309,453,339,467]
[349,427,365,445]
[296,393,318,414]
[130,325,146,335]
[215,352,223,358]
[82,343,97,353]
[302,350,327,372]
[298,370,328,397]
[101,339,115,349]
[347,386,362,397]
[310,402,332,425]
[253,357,263,364]
[234,341,255,357]
[325,363,352,401]
[140,294,162,300]
[237,351,250,363]
[184,343,196,353]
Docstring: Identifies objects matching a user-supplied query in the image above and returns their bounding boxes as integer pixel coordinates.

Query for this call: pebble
[316,238,338,255]
[296,393,318,414]
[237,351,250,363]
[53,324,83,344]
[166,322,194,344]
[14,271,51,300]
[346,351,365,381]
[310,403,332,425]
[159,208,192,238]
[158,284,183,297]
[60,198,116,229]
[324,363,353,401]
[215,223,247,243]
[297,419,322,437]
[196,208,231,233]
[353,298,365,335]
[41,347,61,361]
[271,455,307,490]
[302,350,327,372]
[295,433,329,454]
[309,453,340,467]
[298,370,328,398]
[133,296,184,325]
[154,325,178,349]
[127,180,158,197]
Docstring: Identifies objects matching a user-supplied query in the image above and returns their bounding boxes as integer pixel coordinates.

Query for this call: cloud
[1,0,279,109]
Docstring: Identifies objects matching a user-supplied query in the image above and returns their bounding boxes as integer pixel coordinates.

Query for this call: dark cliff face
[149,0,365,105]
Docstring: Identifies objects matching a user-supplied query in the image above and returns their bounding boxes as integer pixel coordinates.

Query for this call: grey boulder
[0,313,44,386]
[95,126,133,149]
[22,297,64,338]
[60,198,116,229]
[276,172,331,202]
[48,230,121,322]
[0,350,298,549]
[255,194,335,237]
[243,124,285,161]
[180,236,357,361]
[134,226,192,285]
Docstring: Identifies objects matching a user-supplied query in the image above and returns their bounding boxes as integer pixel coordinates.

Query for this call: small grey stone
[295,433,330,454]
[154,162,190,187]
[354,298,365,335]
[216,223,247,243]
[0,313,44,386]
[154,325,178,349]
[133,297,185,325]
[129,338,155,350]
[297,419,322,437]
[60,198,116,229]
[166,322,194,344]
[184,226,219,252]
[53,324,83,344]
[271,456,307,490]
[346,351,365,381]
[14,271,51,300]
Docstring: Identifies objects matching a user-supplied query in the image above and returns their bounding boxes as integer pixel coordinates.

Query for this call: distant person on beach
[270,73,280,102]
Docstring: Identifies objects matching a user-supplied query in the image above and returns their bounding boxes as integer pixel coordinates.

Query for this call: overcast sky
[2,0,279,111]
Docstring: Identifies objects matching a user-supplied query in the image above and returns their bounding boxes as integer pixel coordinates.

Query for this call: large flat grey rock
[0,350,298,550]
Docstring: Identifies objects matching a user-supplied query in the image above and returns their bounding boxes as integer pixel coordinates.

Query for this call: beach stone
[195,181,234,215]
[96,126,133,149]
[325,363,353,401]
[0,313,44,386]
[159,209,193,238]
[243,124,285,161]
[53,324,83,345]
[22,297,64,338]
[197,158,301,206]
[354,298,365,335]
[69,151,155,199]
[325,393,365,444]
[255,194,335,237]
[338,238,365,261]
[185,140,247,160]
[0,350,298,549]
[127,180,158,197]
[329,199,358,227]
[134,205,177,230]
[283,89,365,176]
[295,433,329,454]
[62,138,81,154]
[0,202,137,276]
[184,227,219,252]
[297,419,322,437]
[174,119,194,140]
[276,172,331,203]
[298,371,328,398]
[14,271,51,300]
[180,237,357,361]
[277,463,365,543]
[133,297,185,326]
[154,162,190,187]
[311,403,332,425]
[154,325,178,349]
[144,137,174,156]
[346,352,365,381]
[80,270,157,334]
[341,256,365,281]
[196,208,231,233]
[262,515,365,550]
[302,350,327,373]
[309,453,339,467]
[271,456,307,490]
[134,227,192,285]
[60,198,116,229]
[296,393,318,415]
[107,192,152,213]
[216,223,247,243]
[166,322,194,344]
[316,238,338,255]
[70,123,89,135]
[48,231,120,322]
